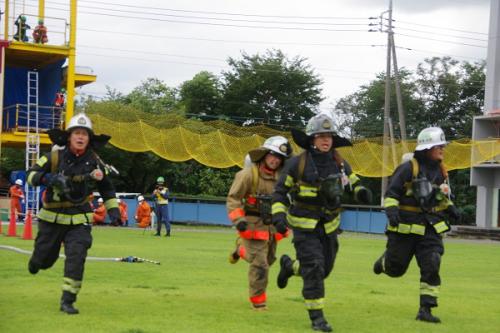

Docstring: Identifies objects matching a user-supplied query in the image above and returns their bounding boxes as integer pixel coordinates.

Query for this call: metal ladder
[24,71,41,218]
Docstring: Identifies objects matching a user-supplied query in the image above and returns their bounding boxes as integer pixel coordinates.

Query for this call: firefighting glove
[236,220,248,232]
[385,206,401,227]
[446,205,461,223]
[273,213,288,235]
[89,169,104,181]
[355,187,373,204]
[108,207,121,226]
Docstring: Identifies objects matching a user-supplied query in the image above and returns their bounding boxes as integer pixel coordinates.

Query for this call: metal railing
[2,104,65,132]
[8,13,69,46]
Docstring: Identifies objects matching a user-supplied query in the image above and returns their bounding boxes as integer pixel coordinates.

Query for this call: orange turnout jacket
[135,201,151,228]
[93,204,106,225]
[9,185,24,214]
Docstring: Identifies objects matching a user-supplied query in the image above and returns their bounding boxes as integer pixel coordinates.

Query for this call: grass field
[1,225,499,333]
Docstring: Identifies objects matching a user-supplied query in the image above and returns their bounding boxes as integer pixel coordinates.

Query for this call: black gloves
[385,206,401,227]
[236,220,248,232]
[273,213,288,235]
[108,207,121,226]
[42,173,67,190]
[446,205,461,223]
[355,187,373,204]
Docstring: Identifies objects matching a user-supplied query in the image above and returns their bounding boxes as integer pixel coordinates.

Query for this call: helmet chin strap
[260,162,276,175]
[69,145,86,156]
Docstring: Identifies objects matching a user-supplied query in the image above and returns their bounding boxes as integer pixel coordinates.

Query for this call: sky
[8,0,492,112]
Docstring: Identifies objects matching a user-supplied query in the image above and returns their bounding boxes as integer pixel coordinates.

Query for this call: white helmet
[137,195,144,202]
[97,197,104,203]
[262,136,292,158]
[415,127,447,151]
[66,113,93,133]
[305,114,335,136]
[15,179,23,186]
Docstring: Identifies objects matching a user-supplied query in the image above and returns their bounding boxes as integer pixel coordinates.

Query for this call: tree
[335,69,423,139]
[179,71,222,117]
[415,57,485,139]
[221,49,323,127]
[122,78,178,115]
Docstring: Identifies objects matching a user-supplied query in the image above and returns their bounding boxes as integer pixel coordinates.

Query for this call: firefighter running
[272,114,372,332]
[26,113,121,314]
[226,136,292,311]
[373,127,461,323]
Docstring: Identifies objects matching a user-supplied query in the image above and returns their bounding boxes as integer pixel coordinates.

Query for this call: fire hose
[0,245,160,265]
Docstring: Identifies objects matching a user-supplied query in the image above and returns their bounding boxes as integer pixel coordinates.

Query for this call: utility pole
[370,0,408,204]
[380,0,393,204]
[391,34,408,147]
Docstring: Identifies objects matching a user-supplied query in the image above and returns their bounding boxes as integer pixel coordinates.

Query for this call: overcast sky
[11,0,492,111]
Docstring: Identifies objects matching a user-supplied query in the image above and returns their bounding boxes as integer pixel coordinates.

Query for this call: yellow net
[89,112,500,177]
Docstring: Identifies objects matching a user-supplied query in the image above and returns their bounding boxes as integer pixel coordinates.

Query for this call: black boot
[166,230,171,237]
[309,310,333,332]
[28,259,39,275]
[311,318,333,332]
[277,255,294,289]
[373,256,384,275]
[416,306,441,323]
[60,291,79,315]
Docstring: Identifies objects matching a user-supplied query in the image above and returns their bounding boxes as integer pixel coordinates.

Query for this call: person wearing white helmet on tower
[226,135,292,311]
[26,113,121,315]
[373,126,461,324]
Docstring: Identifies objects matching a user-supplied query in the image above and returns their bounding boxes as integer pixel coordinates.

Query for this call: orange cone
[7,209,17,237]
[22,210,33,240]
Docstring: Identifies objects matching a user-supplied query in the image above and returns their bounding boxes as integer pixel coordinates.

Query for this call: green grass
[1,225,499,333]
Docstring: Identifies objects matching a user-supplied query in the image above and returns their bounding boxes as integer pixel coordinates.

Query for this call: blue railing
[120,197,387,234]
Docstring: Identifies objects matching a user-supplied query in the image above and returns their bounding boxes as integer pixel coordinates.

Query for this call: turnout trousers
[293,223,339,311]
[241,237,277,306]
[30,220,93,302]
[381,225,444,308]
[155,204,170,234]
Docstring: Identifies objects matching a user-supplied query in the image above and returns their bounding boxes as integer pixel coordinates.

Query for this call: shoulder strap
[297,151,307,183]
[51,149,59,173]
[410,158,419,179]
[251,164,259,194]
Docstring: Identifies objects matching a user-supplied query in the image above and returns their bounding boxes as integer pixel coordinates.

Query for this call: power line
[78,0,369,20]
[25,2,370,32]
[78,51,375,80]
[393,19,488,36]
[393,26,488,42]
[78,27,379,48]
[78,44,379,75]
[396,32,487,48]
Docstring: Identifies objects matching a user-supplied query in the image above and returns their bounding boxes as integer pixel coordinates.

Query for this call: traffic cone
[22,210,33,240]
[7,209,17,237]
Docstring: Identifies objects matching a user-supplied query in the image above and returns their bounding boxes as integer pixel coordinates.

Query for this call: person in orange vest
[226,136,292,311]
[32,19,48,44]
[117,198,128,226]
[9,179,25,222]
[92,198,106,225]
[135,195,151,228]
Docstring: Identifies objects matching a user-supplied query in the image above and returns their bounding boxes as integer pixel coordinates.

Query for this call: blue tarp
[3,59,64,129]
